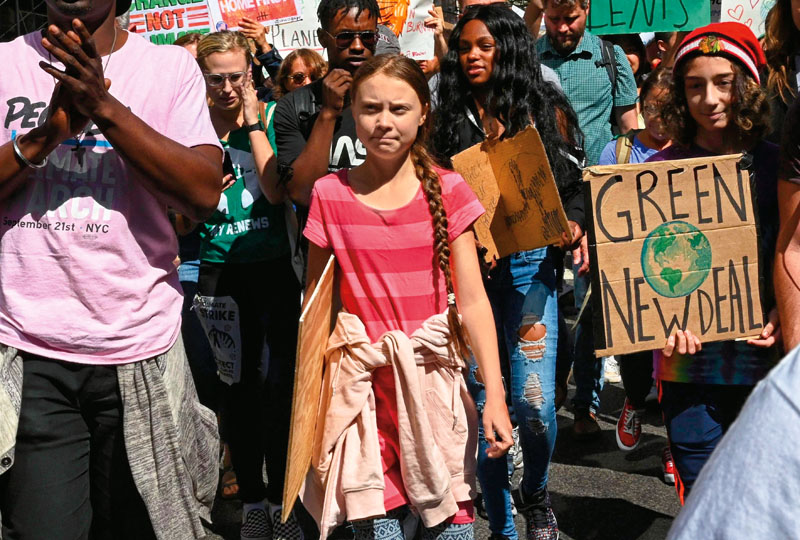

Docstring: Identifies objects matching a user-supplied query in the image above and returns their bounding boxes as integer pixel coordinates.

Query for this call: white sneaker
[645,381,658,403]
[241,500,271,540]
[604,356,621,383]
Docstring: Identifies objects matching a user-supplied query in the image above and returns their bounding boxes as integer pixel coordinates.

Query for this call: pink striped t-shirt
[304,167,484,519]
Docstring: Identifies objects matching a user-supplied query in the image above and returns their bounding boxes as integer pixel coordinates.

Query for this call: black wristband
[246,122,264,132]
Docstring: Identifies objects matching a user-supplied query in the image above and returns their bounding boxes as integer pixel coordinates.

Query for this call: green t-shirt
[199,121,289,264]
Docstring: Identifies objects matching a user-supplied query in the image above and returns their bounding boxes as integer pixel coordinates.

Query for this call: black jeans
[197,256,300,505]
[0,355,155,540]
[619,351,654,409]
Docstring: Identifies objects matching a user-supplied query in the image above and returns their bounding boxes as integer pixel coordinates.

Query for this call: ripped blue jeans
[467,248,558,539]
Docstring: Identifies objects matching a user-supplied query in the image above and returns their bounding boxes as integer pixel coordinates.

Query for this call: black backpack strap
[596,39,619,106]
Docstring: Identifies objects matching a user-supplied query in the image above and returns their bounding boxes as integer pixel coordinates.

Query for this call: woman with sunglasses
[195,31,303,540]
[431,5,585,540]
[264,49,328,151]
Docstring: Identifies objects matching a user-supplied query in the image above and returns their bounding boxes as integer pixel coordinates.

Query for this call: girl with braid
[303,54,512,539]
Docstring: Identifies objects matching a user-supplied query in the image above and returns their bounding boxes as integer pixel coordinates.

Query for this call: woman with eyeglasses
[194,31,304,540]
[431,5,585,540]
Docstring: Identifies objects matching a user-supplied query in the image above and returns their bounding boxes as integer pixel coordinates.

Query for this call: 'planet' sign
[583,154,765,357]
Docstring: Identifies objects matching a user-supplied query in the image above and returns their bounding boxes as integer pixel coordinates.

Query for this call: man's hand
[239,17,271,53]
[321,69,353,114]
[39,20,114,121]
[572,233,590,276]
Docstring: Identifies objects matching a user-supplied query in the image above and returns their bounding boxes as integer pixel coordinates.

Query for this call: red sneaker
[662,446,676,485]
[615,398,642,451]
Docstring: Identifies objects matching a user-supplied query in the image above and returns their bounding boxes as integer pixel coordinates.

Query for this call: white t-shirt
[0,32,220,364]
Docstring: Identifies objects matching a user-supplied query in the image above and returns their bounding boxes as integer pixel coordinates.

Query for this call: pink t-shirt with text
[0,32,221,364]
[304,168,484,520]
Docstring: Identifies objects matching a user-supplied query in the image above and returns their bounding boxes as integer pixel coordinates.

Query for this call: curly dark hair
[431,3,584,200]
[764,0,800,104]
[661,58,770,148]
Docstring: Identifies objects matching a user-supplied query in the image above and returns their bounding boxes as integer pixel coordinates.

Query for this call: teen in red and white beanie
[673,22,767,83]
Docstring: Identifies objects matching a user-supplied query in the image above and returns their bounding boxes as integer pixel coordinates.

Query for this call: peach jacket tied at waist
[300,311,479,539]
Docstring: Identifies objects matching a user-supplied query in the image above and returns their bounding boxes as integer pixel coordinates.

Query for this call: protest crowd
[3,0,800,538]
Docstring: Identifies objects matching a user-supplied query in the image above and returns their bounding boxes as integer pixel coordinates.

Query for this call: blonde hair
[196,31,252,70]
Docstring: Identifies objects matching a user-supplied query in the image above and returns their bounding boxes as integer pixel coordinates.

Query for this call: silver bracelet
[12,135,48,169]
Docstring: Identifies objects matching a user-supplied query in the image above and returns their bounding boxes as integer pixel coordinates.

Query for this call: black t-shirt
[273,78,365,187]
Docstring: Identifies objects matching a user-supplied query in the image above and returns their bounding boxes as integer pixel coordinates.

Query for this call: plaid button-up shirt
[536,30,638,166]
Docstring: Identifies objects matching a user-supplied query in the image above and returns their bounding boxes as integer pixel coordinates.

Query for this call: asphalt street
[207,378,681,540]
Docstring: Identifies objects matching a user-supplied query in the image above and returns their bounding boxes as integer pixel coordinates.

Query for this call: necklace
[47,26,118,167]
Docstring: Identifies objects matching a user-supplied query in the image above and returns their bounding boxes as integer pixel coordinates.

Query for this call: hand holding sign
[239,16,271,53]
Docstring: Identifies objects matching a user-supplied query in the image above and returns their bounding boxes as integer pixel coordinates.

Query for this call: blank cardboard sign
[583,154,766,357]
[282,255,336,522]
[452,126,571,262]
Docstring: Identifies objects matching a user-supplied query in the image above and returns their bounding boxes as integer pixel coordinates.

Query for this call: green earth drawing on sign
[641,221,712,298]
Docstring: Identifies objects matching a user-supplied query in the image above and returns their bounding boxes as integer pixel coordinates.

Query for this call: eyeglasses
[204,71,247,87]
[289,72,312,85]
[321,29,378,49]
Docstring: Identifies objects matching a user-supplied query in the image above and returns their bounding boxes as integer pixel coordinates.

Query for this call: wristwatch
[246,122,263,132]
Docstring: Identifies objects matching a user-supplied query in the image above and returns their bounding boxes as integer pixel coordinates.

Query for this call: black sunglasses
[321,29,378,49]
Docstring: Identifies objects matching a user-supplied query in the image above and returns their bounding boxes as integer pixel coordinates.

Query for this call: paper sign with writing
[587,0,709,35]
[452,126,571,262]
[282,255,337,522]
[129,0,214,44]
[584,155,765,357]
[265,0,323,56]
[715,0,776,37]
[207,0,303,31]
[398,0,435,60]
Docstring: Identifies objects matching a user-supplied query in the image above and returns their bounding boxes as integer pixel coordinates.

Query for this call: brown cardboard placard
[452,126,572,262]
[583,154,766,357]
[282,255,336,522]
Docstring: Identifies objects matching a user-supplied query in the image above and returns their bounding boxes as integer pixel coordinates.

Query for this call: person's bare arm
[775,180,800,349]
[238,76,285,204]
[304,242,334,309]
[523,0,544,38]
[39,21,221,221]
[286,70,352,206]
[451,229,513,458]
[614,104,639,133]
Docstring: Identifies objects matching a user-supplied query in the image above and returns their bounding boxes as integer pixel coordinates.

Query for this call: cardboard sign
[129,0,214,44]
[587,0,709,35]
[398,0,435,60]
[715,0,776,37]
[207,0,303,30]
[265,0,324,56]
[282,255,337,522]
[452,126,571,262]
[583,155,765,357]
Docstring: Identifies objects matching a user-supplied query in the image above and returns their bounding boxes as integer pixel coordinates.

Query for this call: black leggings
[197,256,301,505]
[619,351,654,410]
[0,356,155,540]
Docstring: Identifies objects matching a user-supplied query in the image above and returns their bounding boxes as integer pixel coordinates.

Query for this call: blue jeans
[467,248,559,539]
[571,267,604,413]
[659,381,752,502]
